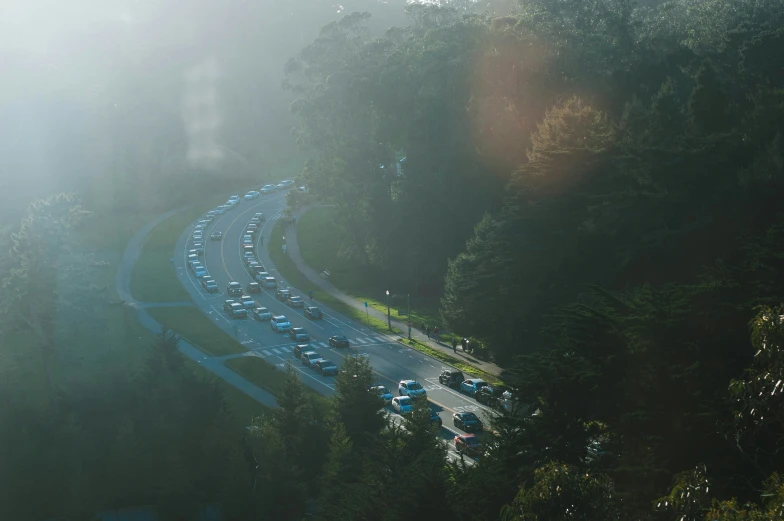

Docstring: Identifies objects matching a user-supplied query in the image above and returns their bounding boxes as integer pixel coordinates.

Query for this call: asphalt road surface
[174,190,494,461]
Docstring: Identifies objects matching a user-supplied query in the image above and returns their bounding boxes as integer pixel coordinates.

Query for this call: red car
[454,434,483,457]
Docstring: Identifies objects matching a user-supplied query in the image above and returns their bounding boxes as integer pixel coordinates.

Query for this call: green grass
[269,220,403,334]
[296,206,444,329]
[401,338,503,386]
[146,306,247,357]
[130,209,205,302]
[225,356,326,404]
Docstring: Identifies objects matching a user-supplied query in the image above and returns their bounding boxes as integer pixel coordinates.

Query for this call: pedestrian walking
[461,337,467,351]
[426,326,431,340]
[420,321,425,332]
[452,338,457,353]
[433,326,439,341]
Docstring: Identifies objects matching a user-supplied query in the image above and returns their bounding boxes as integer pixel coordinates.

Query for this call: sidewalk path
[116,205,279,409]
[286,206,503,378]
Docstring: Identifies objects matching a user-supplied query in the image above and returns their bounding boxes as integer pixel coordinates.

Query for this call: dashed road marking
[271,348,282,355]
[354,337,367,344]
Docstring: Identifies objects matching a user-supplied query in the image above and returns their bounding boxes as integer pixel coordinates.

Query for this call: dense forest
[3,0,784,519]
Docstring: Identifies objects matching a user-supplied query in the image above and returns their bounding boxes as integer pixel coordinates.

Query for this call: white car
[214,206,226,215]
[392,396,414,415]
[193,266,208,278]
[228,195,240,205]
[260,184,276,194]
[253,307,272,321]
[239,295,256,309]
[244,191,260,200]
[262,276,277,288]
[398,380,427,399]
[278,179,295,189]
[270,315,291,332]
[243,235,253,245]
[188,254,198,266]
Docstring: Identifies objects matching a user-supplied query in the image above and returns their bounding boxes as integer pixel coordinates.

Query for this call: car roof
[229,281,241,286]
[400,379,416,385]
[273,315,287,320]
[459,433,477,439]
[257,307,268,311]
[304,351,318,356]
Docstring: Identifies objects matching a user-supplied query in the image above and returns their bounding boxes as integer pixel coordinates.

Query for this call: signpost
[364,301,369,325]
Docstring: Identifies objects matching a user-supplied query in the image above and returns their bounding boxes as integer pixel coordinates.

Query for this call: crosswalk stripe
[319,342,328,348]
[261,350,270,356]
[354,337,367,344]
[271,348,282,354]
[375,336,387,343]
[280,346,292,352]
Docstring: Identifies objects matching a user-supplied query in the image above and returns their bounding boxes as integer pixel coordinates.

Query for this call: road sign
[364,302,368,308]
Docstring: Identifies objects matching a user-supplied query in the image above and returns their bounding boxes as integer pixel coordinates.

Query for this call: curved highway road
[173,191,495,451]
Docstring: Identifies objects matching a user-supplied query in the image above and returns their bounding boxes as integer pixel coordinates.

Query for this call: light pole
[407,293,411,340]
[386,290,391,331]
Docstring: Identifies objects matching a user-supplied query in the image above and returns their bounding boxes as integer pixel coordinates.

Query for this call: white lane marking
[280,346,292,352]
[374,336,387,342]
[271,348,282,354]
[210,305,231,323]
[261,350,270,356]
[319,342,328,348]
[354,337,367,344]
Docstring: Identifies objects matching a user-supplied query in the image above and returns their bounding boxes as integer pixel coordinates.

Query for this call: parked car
[391,396,414,415]
[430,412,443,428]
[244,191,260,200]
[453,412,484,432]
[315,359,338,376]
[289,327,310,342]
[329,334,350,348]
[370,385,393,404]
[270,315,291,332]
[247,282,261,294]
[454,434,483,457]
[305,306,322,319]
[288,295,304,308]
[228,195,240,205]
[253,307,272,321]
[227,281,243,296]
[398,380,427,399]
[476,385,509,408]
[239,295,256,309]
[201,278,218,293]
[210,231,222,241]
[460,379,489,397]
[276,289,291,301]
[301,351,323,368]
[439,369,465,388]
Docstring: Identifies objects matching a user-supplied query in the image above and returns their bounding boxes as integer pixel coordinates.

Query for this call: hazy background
[0,0,407,219]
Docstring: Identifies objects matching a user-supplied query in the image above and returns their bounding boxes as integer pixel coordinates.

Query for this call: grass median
[400,338,503,386]
[146,306,247,357]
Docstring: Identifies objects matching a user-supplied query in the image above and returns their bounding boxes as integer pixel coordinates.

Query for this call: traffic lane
[386,412,478,466]
[198,196,495,430]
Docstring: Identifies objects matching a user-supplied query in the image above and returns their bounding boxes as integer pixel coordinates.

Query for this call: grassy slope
[146,307,247,357]
[295,206,443,329]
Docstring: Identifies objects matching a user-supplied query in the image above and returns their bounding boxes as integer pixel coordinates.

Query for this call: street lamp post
[386,290,391,331]
[407,294,411,340]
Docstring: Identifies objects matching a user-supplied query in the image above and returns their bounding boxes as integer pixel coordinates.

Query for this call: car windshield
[463,413,479,422]
[407,382,422,390]
[378,387,389,395]
[335,335,346,341]
[399,398,412,406]
[476,381,488,388]
[321,362,335,368]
